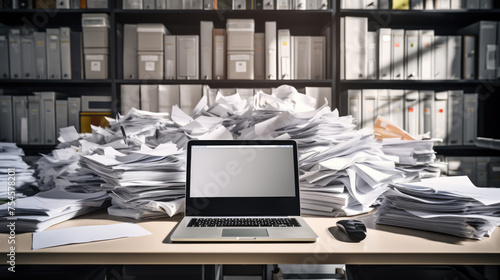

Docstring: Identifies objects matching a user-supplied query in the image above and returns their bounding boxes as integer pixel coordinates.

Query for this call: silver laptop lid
[185,140,301,217]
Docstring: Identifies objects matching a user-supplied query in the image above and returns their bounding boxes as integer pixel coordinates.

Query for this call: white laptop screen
[190,144,296,198]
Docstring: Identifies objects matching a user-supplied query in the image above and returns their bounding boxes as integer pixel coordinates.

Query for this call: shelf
[116,79,333,88]
[0,79,112,85]
[434,146,500,157]
[340,80,500,90]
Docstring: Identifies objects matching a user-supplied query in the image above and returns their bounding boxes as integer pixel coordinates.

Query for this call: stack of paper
[376,176,500,239]
[0,142,37,200]
[0,187,109,232]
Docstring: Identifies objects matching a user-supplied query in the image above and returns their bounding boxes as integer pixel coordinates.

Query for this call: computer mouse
[336,219,366,242]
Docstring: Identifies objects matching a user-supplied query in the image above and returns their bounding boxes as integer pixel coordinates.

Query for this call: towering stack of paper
[0,143,37,200]
[376,176,500,239]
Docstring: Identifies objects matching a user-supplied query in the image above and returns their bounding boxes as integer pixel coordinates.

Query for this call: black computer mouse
[335,219,366,242]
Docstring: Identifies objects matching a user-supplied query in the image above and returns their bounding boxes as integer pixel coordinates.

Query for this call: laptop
[170,139,318,242]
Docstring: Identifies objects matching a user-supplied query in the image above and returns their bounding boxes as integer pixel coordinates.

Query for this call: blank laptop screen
[190,144,296,198]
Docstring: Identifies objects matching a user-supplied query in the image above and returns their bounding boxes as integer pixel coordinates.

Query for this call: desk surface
[1,211,499,265]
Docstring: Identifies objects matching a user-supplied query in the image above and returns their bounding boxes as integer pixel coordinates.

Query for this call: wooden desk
[1,211,499,265]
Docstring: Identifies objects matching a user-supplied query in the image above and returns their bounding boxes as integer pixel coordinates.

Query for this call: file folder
[378,28,391,80]
[347,90,362,130]
[21,30,36,79]
[13,96,28,144]
[8,29,22,79]
[0,35,9,79]
[123,24,138,80]
[434,91,448,145]
[82,13,110,49]
[433,35,447,80]
[164,35,177,80]
[84,48,108,79]
[293,36,311,80]
[46,28,61,79]
[446,35,462,80]
[27,95,41,145]
[176,35,199,80]
[34,32,47,79]
[140,85,159,112]
[310,36,325,80]
[419,30,434,80]
[345,17,368,79]
[214,29,227,80]
[200,21,214,80]
[389,90,405,129]
[404,90,419,136]
[120,85,140,115]
[227,19,255,51]
[404,30,419,80]
[35,92,57,145]
[367,32,378,80]
[0,96,14,142]
[60,27,72,80]
[419,90,435,136]
[391,29,404,80]
[138,51,164,80]
[158,84,180,116]
[278,29,291,80]
[459,21,497,80]
[265,21,277,80]
[56,100,68,133]
[227,51,254,79]
[67,97,81,132]
[362,89,377,129]
[392,0,409,9]
[447,90,463,145]
[377,89,391,120]
[463,93,478,145]
[137,24,167,52]
[80,112,111,133]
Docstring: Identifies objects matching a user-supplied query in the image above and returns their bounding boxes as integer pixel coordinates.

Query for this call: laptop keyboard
[187,217,301,227]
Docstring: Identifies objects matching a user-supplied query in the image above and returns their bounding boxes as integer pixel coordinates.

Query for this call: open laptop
[170,139,318,242]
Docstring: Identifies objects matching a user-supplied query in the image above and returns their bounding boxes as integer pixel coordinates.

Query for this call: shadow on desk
[345,265,493,280]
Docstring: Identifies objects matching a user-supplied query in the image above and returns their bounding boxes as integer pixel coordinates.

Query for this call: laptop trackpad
[222,228,269,238]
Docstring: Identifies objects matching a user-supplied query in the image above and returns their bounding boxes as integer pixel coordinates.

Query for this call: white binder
[362,89,377,129]
[412,0,424,9]
[177,35,199,80]
[450,0,463,9]
[34,32,47,79]
[364,0,378,9]
[21,30,36,79]
[123,24,138,80]
[305,87,331,109]
[389,89,405,129]
[8,29,22,79]
[265,21,277,80]
[345,17,367,80]
[376,89,391,120]
[459,21,497,80]
[292,36,311,80]
[57,0,70,8]
[123,0,143,9]
[200,21,214,80]
[158,84,181,116]
[462,35,476,79]
[404,30,419,80]
[295,0,307,10]
[46,28,62,79]
[340,17,345,80]
[463,93,478,145]
[378,28,392,80]
[0,35,9,79]
[120,85,140,115]
[67,97,81,133]
[391,29,405,80]
[404,90,419,136]
[276,0,291,9]
[0,96,14,142]
[60,27,72,80]
[447,90,464,145]
[167,0,183,9]
[446,35,462,80]
[140,85,159,112]
[143,0,155,9]
[180,84,202,116]
[436,0,450,9]
[254,33,265,80]
[164,35,177,80]
[310,36,325,80]
[233,0,246,9]
[13,96,28,144]
[343,0,364,9]
[278,29,291,80]
[418,30,434,80]
[367,31,378,80]
[476,157,490,187]
[419,90,435,136]
[434,91,448,145]
[347,89,362,130]
[56,100,68,134]
[183,0,203,9]
[433,35,447,80]
[204,0,214,9]
[263,0,275,9]
[213,29,226,80]
[27,95,41,145]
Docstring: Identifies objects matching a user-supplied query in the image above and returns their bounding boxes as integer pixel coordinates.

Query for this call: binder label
[91,61,101,71]
[236,61,247,73]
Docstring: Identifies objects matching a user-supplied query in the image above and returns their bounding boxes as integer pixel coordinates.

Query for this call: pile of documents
[376,176,500,239]
[0,142,37,200]
[0,187,109,233]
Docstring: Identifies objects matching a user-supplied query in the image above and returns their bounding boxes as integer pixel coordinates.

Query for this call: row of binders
[0,93,114,145]
[341,0,494,9]
[0,14,110,80]
[123,20,326,81]
[0,0,107,9]
[123,0,329,10]
[341,17,500,80]
[443,156,500,187]
[120,84,332,116]
[343,89,478,145]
